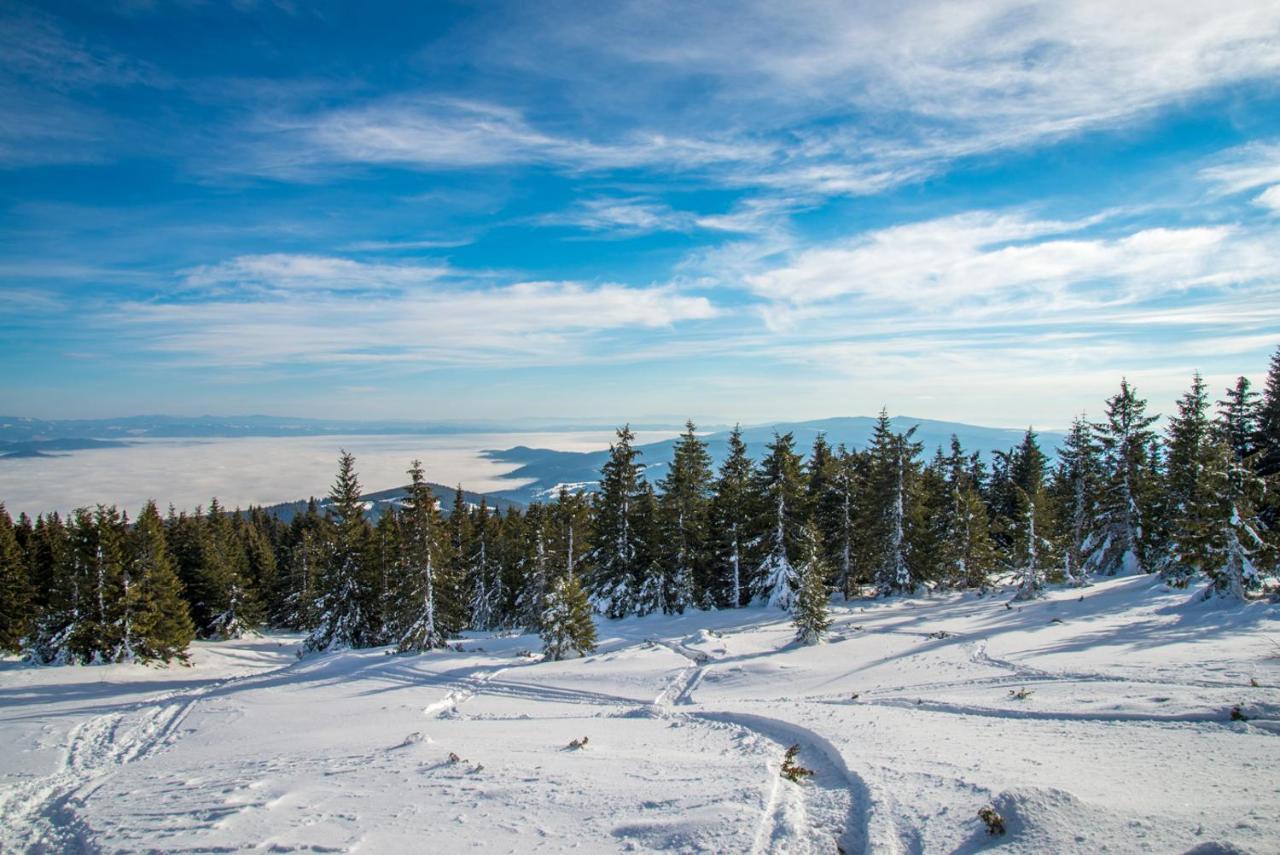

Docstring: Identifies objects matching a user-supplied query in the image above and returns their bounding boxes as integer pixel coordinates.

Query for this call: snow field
[1,575,1278,853]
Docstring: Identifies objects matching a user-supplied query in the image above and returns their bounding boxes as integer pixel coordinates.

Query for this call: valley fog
[0,431,678,518]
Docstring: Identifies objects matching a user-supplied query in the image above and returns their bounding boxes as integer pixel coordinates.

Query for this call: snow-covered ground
[2,577,1278,854]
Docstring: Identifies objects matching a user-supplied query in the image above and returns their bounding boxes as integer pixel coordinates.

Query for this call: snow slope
[2,577,1278,853]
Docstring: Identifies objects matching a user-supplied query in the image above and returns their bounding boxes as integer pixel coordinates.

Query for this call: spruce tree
[515,502,552,631]
[439,486,473,637]
[0,504,35,654]
[1218,376,1262,464]
[27,513,75,664]
[630,483,666,616]
[1194,439,1273,600]
[588,426,646,618]
[1162,374,1214,585]
[936,437,997,589]
[549,486,593,587]
[792,523,831,645]
[709,426,755,607]
[749,432,807,609]
[397,460,448,652]
[1254,347,1280,528]
[657,421,712,612]
[1052,416,1099,585]
[1002,431,1057,598]
[128,501,196,662]
[467,500,504,630]
[279,500,324,629]
[305,451,372,652]
[865,412,922,595]
[1086,380,1160,576]
[540,572,597,661]
[200,499,262,639]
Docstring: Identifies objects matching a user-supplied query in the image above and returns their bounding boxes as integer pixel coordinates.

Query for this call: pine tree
[749,432,807,609]
[1052,416,1099,586]
[439,486,473,637]
[200,499,262,640]
[935,437,997,589]
[305,451,372,652]
[0,504,35,654]
[792,523,831,645]
[1001,431,1058,598]
[1194,439,1273,600]
[1086,380,1160,576]
[588,426,646,618]
[1218,376,1262,464]
[397,460,448,652]
[467,500,504,630]
[657,421,712,613]
[279,500,324,630]
[865,412,922,595]
[1162,374,1214,585]
[540,572,597,661]
[1259,345,1280,481]
[514,503,552,631]
[709,426,755,607]
[127,501,196,662]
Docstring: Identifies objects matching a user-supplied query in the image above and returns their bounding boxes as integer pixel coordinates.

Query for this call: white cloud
[181,253,452,293]
[1200,142,1280,196]
[1256,185,1280,213]
[538,197,696,236]
[739,210,1280,325]
[110,273,718,367]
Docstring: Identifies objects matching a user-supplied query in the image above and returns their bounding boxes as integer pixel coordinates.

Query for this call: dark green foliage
[792,523,831,644]
[305,451,372,652]
[657,421,712,612]
[749,432,808,609]
[780,744,813,782]
[1086,380,1160,576]
[588,426,647,618]
[709,426,755,607]
[127,501,196,662]
[0,504,35,653]
[540,571,596,660]
[396,459,449,652]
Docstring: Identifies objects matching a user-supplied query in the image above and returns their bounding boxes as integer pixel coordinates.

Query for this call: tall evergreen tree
[791,522,832,645]
[1052,416,1099,585]
[1218,376,1262,464]
[305,451,372,652]
[708,426,755,607]
[0,504,35,654]
[588,426,646,618]
[1086,380,1160,576]
[540,572,597,661]
[1253,347,1280,476]
[935,437,998,589]
[865,412,922,595]
[1162,374,1214,585]
[749,432,807,609]
[514,502,552,631]
[657,421,712,612]
[200,499,262,639]
[467,500,504,630]
[1191,439,1273,600]
[127,501,196,662]
[397,460,448,651]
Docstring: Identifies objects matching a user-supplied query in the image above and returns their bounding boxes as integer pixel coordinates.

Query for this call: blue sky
[2,1,1279,428]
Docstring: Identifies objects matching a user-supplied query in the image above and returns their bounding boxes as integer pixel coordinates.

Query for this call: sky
[2,0,1279,429]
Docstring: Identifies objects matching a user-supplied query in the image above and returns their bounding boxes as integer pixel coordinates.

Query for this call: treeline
[2,350,1278,663]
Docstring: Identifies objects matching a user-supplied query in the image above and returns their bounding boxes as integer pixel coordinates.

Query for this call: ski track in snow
[3,577,1278,853]
[0,654,298,853]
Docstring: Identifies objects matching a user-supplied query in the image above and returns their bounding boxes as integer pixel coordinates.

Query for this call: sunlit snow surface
[2,576,1278,853]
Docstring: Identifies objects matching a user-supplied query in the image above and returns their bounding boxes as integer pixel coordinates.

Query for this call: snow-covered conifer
[709,426,755,607]
[540,572,597,661]
[792,523,831,644]
[749,432,806,609]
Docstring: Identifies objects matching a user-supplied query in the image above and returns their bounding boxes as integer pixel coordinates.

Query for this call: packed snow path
[2,576,1278,853]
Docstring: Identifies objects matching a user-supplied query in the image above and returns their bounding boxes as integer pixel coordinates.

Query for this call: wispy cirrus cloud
[110,254,719,367]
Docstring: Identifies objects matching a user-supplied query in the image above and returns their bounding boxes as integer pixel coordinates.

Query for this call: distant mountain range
[0,438,131,459]
[484,416,1065,505]
[258,482,523,523]
[0,415,690,442]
